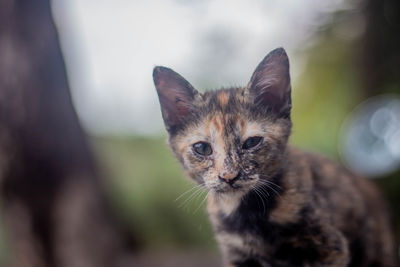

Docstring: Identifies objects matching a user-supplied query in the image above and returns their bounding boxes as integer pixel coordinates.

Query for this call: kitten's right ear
[247,47,292,118]
[153,66,199,133]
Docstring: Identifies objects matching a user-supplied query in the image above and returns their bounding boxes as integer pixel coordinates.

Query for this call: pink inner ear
[153,66,198,128]
[248,48,291,116]
[255,86,290,115]
[159,90,192,125]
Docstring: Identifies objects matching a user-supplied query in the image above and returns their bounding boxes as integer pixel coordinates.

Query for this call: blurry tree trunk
[0,1,137,267]
[359,0,400,96]
[358,0,400,242]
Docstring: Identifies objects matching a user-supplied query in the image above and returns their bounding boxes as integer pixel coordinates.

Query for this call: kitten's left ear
[153,66,199,133]
[247,47,292,118]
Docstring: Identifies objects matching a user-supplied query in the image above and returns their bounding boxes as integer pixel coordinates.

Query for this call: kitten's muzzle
[218,171,240,186]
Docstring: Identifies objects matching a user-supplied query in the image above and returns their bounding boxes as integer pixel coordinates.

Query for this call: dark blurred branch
[0,1,138,266]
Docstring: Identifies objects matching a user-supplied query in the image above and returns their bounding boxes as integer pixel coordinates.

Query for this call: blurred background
[0,0,399,266]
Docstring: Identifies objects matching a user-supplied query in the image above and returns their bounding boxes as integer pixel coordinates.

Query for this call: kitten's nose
[218,171,240,184]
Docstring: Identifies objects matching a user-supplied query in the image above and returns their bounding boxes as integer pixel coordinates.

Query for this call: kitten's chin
[210,184,252,196]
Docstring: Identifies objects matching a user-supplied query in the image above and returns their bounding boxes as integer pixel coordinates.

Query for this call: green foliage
[94,136,217,249]
[291,39,361,157]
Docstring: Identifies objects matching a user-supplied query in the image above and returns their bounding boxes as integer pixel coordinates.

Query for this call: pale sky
[51,0,344,135]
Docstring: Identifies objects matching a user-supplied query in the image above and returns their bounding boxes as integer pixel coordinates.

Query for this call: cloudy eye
[242,136,263,149]
[193,142,213,156]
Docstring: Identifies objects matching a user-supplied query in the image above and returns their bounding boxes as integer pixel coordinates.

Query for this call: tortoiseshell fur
[153,48,398,267]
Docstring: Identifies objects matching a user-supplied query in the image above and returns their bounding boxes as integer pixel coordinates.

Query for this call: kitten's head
[153,48,292,197]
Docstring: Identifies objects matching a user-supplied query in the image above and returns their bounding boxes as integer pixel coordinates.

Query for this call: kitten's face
[169,90,291,196]
[154,48,292,197]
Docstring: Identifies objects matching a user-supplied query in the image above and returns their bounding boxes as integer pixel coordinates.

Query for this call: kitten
[153,48,398,267]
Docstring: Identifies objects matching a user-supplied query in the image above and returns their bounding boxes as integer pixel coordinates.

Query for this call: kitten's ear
[153,66,199,132]
[247,47,292,118]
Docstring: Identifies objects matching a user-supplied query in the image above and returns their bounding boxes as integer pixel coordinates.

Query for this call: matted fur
[153,48,398,267]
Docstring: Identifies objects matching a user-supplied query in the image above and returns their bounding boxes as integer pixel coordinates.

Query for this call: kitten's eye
[193,142,212,156]
[242,136,263,149]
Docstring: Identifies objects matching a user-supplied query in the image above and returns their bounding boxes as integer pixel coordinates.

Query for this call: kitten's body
[209,146,395,267]
[153,48,398,266]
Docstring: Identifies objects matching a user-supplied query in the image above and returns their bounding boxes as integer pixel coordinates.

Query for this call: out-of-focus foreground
[0,1,140,267]
[0,0,399,266]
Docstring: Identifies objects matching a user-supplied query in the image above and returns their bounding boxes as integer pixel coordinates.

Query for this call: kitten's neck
[208,191,245,216]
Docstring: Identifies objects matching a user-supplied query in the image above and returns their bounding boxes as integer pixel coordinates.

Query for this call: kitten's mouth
[214,184,241,193]
[208,177,257,194]
[212,181,256,194]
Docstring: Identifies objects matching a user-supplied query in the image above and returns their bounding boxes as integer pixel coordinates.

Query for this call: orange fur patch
[211,116,222,133]
[238,117,247,136]
[269,189,303,224]
[217,91,230,107]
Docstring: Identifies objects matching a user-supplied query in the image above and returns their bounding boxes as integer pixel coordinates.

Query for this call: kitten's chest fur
[207,146,396,267]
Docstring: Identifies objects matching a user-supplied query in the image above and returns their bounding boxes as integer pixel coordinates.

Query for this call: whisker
[193,187,206,203]
[264,180,282,189]
[257,186,270,200]
[181,189,205,210]
[178,185,205,208]
[193,191,209,214]
[257,184,270,199]
[258,178,282,189]
[252,186,266,214]
[257,180,282,199]
[175,183,204,202]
